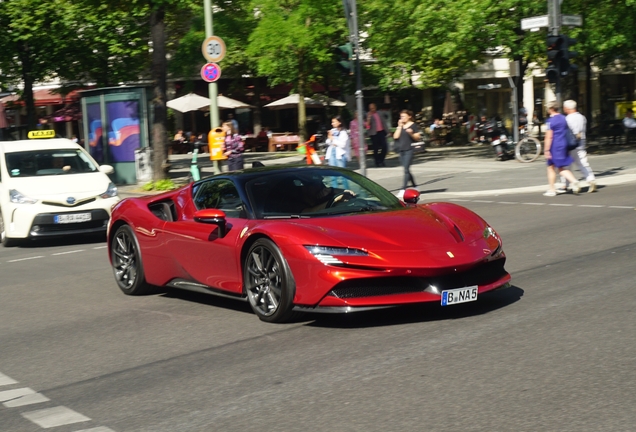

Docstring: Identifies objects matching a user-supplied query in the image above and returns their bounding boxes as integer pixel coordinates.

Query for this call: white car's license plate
[441,286,478,306]
[54,213,92,224]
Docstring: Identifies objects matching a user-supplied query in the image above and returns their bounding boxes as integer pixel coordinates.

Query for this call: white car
[0,137,120,246]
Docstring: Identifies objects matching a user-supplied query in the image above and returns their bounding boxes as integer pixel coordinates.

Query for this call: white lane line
[549,203,573,207]
[497,201,519,205]
[521,202,546,206]
[92,246,108,250]
[578,204,605,208]
[51,249,85,256]
[22,406,91,428]
[472,200,493,203]
[609,206,634,209]
[0,387,50,407]
[7,256,44,263]
[449,199,471,202]
[75,427,117,432]
[0,372,18,386]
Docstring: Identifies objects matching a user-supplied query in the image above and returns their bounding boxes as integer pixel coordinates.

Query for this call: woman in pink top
[348,111,366,162]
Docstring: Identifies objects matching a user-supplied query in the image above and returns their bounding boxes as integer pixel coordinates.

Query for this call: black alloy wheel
[111,224,153,295]
[243,238,298,323]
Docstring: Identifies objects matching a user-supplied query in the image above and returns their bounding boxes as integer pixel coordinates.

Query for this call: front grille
[329,259,507,299]
[30,209,109,234]
[35,220,107,233]
[42,198,97,207]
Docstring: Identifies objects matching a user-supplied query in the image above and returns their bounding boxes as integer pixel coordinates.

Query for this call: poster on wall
[86,104,104,164]
[107,100,140,163]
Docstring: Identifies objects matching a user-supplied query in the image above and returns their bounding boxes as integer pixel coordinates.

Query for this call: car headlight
[99,182,118,199]
[305,245,368,265]
[9,189,38,204]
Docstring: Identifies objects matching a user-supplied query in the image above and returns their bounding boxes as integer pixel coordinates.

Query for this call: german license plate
[54,213,92,224]
[441,286,478,306]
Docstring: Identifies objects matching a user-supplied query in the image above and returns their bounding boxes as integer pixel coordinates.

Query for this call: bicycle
[514,126,542,163]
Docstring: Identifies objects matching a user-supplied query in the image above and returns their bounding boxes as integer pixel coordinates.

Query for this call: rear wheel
[0,210,19,247]
[515,137,542,163]
[111,224,154,295]
[243,238,299,323]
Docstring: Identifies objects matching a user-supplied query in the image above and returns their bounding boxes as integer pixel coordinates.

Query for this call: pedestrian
[365,103,389,167]
[227,113,240,133]
[222,121,244,171]
[622,108,636,143]
[543,103,580,196]
[393,109,421,192]
[563,100,596,193]
[348,111,366,163]
[325,115,350,169]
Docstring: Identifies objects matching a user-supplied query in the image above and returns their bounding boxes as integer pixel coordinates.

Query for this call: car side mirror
[99,165,114,174]
[403,188,420,204]
[194,209,227,238]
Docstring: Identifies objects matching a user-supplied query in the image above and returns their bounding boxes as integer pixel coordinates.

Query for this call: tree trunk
[150,6,168,181]
[19,43,36,130]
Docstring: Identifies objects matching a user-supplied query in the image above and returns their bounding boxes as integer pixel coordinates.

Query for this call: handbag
[566,129,578,151]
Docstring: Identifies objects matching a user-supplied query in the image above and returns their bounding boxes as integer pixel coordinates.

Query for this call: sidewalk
[118,140,636,199]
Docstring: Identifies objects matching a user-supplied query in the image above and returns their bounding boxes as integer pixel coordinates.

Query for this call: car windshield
[5,149,98,177]
[245,168,404,219]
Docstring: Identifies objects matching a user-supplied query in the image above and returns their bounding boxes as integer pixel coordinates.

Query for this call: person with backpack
[543,103,580,197]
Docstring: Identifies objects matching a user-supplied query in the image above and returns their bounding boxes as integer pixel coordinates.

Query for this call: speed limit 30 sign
[202,36,226,63]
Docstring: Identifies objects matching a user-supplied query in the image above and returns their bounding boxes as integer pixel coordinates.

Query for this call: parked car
[108,165,511,323]
[0,136,120,246]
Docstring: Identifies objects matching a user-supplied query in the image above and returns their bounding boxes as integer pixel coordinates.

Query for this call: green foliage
[142,179,177,191]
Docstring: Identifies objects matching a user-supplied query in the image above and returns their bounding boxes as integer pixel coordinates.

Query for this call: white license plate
[54,213,92,224]
[441,286,478,306]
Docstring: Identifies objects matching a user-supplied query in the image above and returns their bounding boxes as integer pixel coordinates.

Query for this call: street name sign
[561,15,582,27]
[202,36,226,63]
[521,15,549,30]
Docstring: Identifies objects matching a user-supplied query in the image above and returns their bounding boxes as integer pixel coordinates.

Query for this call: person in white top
[563,100,596,193]
[623,109,636,144]
[325,115,351,168]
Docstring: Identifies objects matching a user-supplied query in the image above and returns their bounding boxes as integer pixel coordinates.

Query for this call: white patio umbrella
[217,95,254,110]
[264,94,346,110]
[166,93,211,113]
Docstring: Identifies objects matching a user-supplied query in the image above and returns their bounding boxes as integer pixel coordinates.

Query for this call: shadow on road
[304,286,524,329]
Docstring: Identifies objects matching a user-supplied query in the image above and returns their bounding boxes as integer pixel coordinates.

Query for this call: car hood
[9,173,111,201]
[279,206,495,268]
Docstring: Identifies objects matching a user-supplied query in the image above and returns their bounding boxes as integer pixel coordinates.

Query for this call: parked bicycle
[514,125,542,163]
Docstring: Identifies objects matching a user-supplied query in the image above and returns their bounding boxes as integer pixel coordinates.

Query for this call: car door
[162,178,248,293]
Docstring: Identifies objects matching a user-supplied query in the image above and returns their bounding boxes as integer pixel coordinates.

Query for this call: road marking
[22,406,91,428]
[7,256,44,263]
[549,203,573,207]
[0,387,50,407]
[472,200,493,203]
[51,249,85,256]
[497,201,519,205]
[522,203,546,206]
[93,246,108,250]
[0,372,18,386]
[609,206,634,209]
[579,204,605,208]
[449,199,633,210]
[75,428,117,432]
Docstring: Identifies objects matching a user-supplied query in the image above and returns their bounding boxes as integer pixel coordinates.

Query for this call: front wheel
[243,238,299,323]
[110,224,154,295]
[515,137,542,163]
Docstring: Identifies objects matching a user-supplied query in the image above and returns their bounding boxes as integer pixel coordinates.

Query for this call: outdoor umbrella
[264,94,346,110]
[166,93,211,113]
[217,95,254,110]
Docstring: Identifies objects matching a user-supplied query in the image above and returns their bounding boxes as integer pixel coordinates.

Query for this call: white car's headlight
[305,246,368,265]
[99,182,118,199]
[9,189,38,204]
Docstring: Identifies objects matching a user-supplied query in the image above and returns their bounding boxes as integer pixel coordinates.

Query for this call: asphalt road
[0,166,635,431]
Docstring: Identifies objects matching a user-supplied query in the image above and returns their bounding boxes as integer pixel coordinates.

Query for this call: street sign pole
[343,0,366,177]
[204,0,220,173]
[548,0,562,106]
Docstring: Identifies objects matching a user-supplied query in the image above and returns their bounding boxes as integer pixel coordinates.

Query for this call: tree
[246,0,347,141]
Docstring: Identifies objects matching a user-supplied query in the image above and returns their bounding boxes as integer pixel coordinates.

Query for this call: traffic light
[334,43,354,76]
[561,36,578,75]
[546,35,564,83]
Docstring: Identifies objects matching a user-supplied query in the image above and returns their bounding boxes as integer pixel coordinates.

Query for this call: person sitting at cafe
[623,109,636,143]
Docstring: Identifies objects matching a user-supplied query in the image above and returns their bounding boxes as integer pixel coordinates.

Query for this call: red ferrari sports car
[108,165,510,323]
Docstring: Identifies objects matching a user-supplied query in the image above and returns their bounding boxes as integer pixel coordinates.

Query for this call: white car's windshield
[5,149,98,177]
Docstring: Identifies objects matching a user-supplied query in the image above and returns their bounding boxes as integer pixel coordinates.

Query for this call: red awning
[0,88,81,107]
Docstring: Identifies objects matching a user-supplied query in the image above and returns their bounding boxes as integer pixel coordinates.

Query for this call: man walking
[563,100,596,193]
[365,103,389,167]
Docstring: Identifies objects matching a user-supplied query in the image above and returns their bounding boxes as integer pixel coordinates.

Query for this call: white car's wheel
[0,210,19,247]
